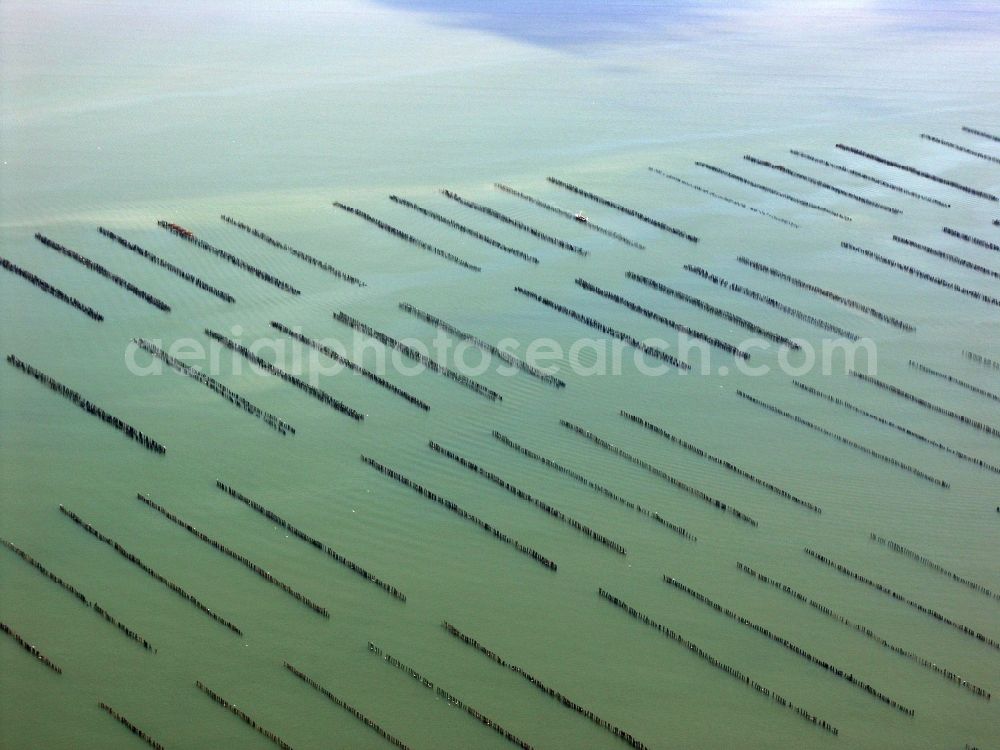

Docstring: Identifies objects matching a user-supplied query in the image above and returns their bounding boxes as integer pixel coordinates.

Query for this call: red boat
[166,222,194,238]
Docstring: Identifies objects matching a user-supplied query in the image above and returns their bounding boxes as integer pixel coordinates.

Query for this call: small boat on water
[574,212,589,223]
[164,222,194,238]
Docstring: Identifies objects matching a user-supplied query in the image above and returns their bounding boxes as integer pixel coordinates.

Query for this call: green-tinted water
[2,2,998,748]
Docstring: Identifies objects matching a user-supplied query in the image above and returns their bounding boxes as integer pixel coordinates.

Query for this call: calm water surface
[1,2,998,748]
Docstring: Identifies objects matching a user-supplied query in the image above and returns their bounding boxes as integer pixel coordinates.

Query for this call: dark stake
[216,481,406,602]
[841,241,1000,308]
[737,562,990,699]
[333,312,501,401]
[388,196,538,263]
[220,214,365,285]
[441,189,588,255]
[626,271,801,348]
[546,177,699,241]
[361,455,557,571]
[561,419,757,526]
[597,589,838,735]
[157,220,301,293]
[135,493,329,617]
[1,256,104,320]
[851,371,1000,439]
[368,642,536,750]
[204,328,364,420]
[442,621,649,750]
[428,440,627,555]
[514,287,689,370]
[964,350,1000,373]
[1,622,62,674]
[399,302,565,387]
[58,505,243,636]
[735,390,951,488]
[332,202,480,271]
[920,134,1000,165]
[788,150,950,207]
[805,548,1000,651]
[835,144,998,202]
[132,338,295,435]
[943,226,1000,254]
[743,155,901,213]
[870,533,1000,602]
[34,233,171,311]
[647,167,798,227]
[684,265,860,339]
[284,662,411,749]
[494,183,646,247]
[909,360,1000,404]
[492,430,695,540]
[662,574,914,715]
[2,538,156,652]
[792,380,1000,475]
[892,235,1000,281]
[575,278,749,359]
[99,227,235,302]
[621,412,822,513]
[962,126,1000,143]
[195,680,295,750]
[98,702,165,750]
[270,321,429,410]
[737,255,916,331]
[693,163,851,220]
[7,355,165,454]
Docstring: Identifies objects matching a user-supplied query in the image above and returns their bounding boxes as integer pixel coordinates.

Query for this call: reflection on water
[372,0,715,46]
[2,1,1000,749]
[373,0,1000,48]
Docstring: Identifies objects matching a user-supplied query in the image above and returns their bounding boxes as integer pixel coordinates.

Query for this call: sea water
[1,2,998,748]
